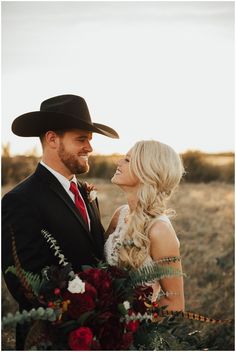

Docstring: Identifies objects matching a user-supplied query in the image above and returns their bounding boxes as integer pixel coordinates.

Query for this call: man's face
[57,129,93,174]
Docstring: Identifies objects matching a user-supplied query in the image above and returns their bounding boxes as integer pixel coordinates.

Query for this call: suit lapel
[50,182,90,230]
[78,183,101,228]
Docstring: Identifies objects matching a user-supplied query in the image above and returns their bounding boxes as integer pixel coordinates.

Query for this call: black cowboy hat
[12,94,119,139]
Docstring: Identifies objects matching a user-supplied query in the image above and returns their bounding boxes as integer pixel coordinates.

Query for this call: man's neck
[41,159,73,180]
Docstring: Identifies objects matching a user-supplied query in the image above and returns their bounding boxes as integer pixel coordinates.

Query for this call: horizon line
[4,150,235,158]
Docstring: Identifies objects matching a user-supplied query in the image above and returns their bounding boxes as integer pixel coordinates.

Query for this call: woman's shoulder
[149,216,180,254]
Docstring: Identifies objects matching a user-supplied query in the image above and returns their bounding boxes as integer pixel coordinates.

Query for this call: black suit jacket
[2,163,105,310]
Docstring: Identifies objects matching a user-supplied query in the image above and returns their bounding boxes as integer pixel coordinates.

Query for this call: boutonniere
[84,182,98,202]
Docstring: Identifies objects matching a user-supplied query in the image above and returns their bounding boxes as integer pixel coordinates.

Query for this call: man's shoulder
[2,163,55,197]
[2,167,40,200]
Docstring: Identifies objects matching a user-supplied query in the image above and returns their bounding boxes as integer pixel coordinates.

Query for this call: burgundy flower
[96,311,114,322]
[62,291,95,319]
[80,268,112,295]
[84,282,97,298]
[96,292,116,311]
[68,327,93,350]
[80,268,101,287]
[98,316,125,350]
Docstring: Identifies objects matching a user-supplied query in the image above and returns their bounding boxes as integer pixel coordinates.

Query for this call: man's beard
[58,141,89,174]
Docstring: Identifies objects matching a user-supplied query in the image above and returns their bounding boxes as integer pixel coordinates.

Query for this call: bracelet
[156,256,181,264]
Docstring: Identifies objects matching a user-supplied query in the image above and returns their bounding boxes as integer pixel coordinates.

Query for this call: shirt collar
[40,161,77,191]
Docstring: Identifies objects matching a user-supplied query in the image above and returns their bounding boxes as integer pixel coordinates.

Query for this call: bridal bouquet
[3,230,183,350]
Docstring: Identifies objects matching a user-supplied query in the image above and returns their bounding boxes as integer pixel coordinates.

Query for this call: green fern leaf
[128,263,184,288]
[5,265,44,296]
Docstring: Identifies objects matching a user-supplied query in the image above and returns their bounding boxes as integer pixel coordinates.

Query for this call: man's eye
[125,158,130,162]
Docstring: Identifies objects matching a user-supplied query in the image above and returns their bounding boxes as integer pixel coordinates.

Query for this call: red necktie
[69,181,88,225]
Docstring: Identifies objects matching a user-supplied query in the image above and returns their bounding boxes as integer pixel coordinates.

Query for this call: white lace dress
[104,204,175,300]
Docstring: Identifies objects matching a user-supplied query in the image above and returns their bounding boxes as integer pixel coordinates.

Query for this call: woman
[104,140,185,312]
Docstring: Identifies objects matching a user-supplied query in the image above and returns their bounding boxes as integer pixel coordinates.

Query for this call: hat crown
[40,94,92,123]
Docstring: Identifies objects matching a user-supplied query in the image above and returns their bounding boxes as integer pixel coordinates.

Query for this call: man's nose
[85,140,93,153]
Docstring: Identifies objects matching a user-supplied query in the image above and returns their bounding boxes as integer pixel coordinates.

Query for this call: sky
[1,1,235,156]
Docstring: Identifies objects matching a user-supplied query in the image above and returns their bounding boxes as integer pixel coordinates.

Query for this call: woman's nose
[117,158,123,166]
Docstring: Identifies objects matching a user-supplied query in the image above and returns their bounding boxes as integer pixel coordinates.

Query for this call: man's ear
[44,131,60,149]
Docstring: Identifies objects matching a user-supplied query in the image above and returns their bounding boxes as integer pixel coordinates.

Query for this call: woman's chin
[111,175,117,184]
[111,175,121,185]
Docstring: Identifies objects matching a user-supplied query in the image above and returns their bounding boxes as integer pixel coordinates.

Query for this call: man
[2,94,119,349]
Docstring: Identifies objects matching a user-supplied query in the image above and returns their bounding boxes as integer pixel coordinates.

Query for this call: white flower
[88,190,97,202]
[68,275,85,294]
[123,301,130,310]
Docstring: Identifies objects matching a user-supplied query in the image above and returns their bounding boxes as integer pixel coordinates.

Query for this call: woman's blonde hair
[118,140,185,269]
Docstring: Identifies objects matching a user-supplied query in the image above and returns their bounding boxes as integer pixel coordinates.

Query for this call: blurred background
[1,1,234,350]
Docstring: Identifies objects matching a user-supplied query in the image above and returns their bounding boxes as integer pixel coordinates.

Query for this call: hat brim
[12,111,119,139]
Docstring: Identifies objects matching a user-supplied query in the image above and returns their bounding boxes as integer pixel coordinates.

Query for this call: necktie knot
[69,181,79,195]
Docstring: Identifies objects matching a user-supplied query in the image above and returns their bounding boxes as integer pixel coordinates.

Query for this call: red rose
[69,327,93,350]
[126,320,140,332]
[62,291,95,319]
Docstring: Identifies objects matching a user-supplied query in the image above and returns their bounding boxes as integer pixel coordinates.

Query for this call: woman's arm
[149,221,185,311]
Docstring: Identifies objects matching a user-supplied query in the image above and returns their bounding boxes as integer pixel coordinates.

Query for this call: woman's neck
[118,184,139,212]
[126,191,138,212]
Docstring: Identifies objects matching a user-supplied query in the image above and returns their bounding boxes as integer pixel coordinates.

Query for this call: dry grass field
[2,180,234,350]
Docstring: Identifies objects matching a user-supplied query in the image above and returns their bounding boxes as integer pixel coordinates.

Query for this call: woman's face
[111,150,139,188]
